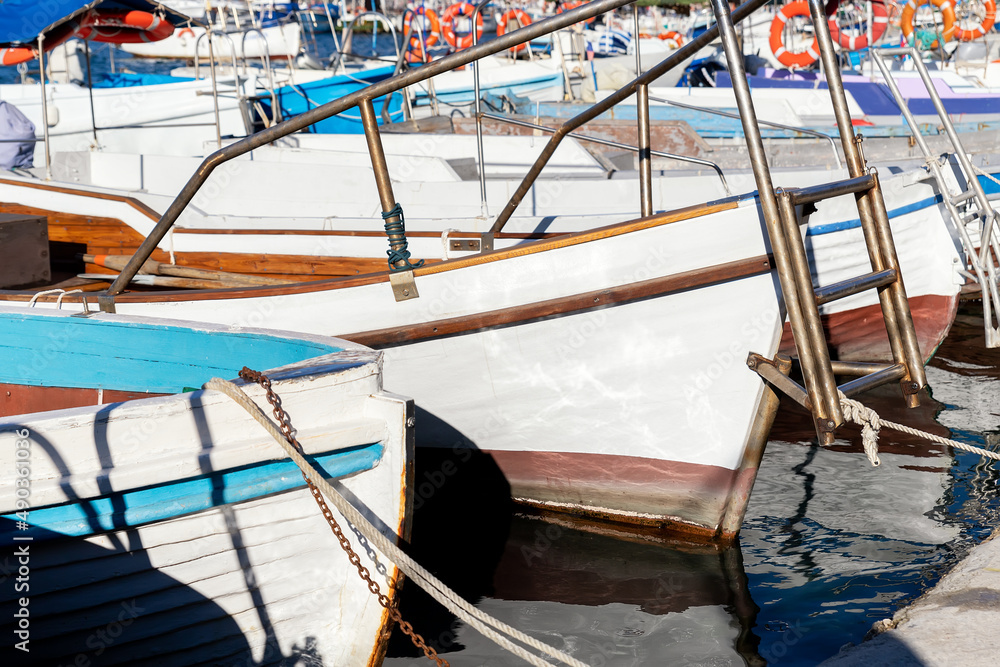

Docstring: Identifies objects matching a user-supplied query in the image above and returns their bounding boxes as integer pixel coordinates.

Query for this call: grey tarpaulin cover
[0,101,35,170]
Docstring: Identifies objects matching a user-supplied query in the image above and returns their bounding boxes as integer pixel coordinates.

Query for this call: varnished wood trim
[415,200,739,278]
[0,178,161,222]
[172,228,558,239]
[0,200,741,304]
[345,255,774,347]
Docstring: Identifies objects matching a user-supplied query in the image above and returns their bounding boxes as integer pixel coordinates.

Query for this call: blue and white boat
[0,306,411,665]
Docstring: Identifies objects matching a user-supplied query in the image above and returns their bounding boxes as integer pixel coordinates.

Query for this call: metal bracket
[389,270,419,302]
[747,352,808,410]
[97,294,116,313]
[449,238,481,252]
[70,296,95,318]
[480,232,494,252]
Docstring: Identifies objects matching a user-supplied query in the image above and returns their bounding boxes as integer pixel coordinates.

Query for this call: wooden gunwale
[0,177,161,221]
[0,199,742,304]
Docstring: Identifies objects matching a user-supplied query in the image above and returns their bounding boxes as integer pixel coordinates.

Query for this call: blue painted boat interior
[0,442,384,541]
[0,312,344,394]
[273,66,403,132]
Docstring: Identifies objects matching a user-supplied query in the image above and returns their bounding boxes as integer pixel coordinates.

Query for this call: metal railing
[478,111,732,194]
[649,97,843,170]
[102,0,767,301]
[872,47,1000,347]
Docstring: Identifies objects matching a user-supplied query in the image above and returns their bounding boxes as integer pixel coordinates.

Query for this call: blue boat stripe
[1,313,344,393]
[807,194,944,236]
[1,442,384,541]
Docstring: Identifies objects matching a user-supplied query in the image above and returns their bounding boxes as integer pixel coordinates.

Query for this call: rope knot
[838,391,881,466]
[382,203,424,272]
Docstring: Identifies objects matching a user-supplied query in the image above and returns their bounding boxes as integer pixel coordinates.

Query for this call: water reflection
[386,513,765,666]
[386,302,999,667]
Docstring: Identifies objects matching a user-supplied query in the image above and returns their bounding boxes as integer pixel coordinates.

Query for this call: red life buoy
[658,30,684,46]
[441,3,484,49]
[556,1,596,26]
[0,19,83,66]
[769,1,819,69]
[901,0,957,47]
[403,7,441,62]
[76,10,175,44]
[827,1,889,50]
[496,8,533,53]
[954,0,995,40]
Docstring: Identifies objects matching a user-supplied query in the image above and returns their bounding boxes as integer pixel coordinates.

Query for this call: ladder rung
[951,190,977,206]
[829,360,894,376]
[838,364,908,398]
[961,211,982,224]
[789,175,876,207]
[814,269,898,305]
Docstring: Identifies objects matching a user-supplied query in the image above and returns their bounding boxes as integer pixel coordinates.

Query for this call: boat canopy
[0,0,193,46]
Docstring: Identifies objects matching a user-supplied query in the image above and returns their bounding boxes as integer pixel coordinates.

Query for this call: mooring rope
[839,391,1000,467]
[205,377,589,667]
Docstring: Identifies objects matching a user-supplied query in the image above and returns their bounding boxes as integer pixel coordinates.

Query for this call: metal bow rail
[871,48,1000,348]
[98,0,928,443]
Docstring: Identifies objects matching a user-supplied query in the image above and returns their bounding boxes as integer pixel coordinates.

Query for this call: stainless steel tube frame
[103,0,640,300]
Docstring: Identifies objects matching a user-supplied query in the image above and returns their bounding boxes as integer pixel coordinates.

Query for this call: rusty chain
[239,367,448,667]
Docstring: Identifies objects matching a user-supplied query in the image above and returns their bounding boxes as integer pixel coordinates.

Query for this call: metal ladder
[870,48,1000,348]
[710,0,928,444]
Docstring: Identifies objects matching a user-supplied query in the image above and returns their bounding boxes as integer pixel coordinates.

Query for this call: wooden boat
[0,193,786,543]
[0,306,412,665]
[0,147,967,363]
[0,0,938,543]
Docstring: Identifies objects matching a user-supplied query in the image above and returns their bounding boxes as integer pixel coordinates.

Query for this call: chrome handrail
[194,30,242,145]
[241,27,282,125]
[330,10,400,73]
[103,0,768,300]
[650,96,843,170]
[479,111,732,194]
[471,0,493,218]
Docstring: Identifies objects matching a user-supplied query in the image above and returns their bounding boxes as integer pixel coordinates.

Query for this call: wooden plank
[5,200,740,303]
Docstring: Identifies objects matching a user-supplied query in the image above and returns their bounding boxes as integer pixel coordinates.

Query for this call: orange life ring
[900,0,957,46]
[556,1,596,26]
[440,2,484,49]
[0,18,83,66]
[496,9,533,53]
[658,30,685,46]
[403,7,441,63]
[954,0,995,39]
[76,10,175,43]
[769,1,820,68]
[827,1,889,50]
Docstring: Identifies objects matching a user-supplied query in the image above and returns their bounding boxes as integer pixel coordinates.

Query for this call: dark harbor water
[384,301,1000,666]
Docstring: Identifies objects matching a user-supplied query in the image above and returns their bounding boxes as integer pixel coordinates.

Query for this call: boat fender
[496,9,534,53]
[0,101,35,169]
[769,1,819,69]
[900,0,956,48]
[441,2,484,49]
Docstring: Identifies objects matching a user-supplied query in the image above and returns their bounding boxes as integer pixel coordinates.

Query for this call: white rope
[205,378,589,667]
[838,391,1000,467]
[971,163,1000,190]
